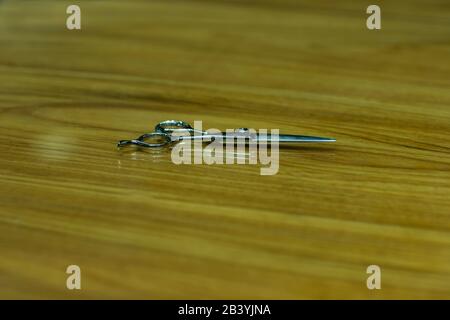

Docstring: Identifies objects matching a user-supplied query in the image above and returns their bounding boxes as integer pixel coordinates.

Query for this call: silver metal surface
[117,120,336,148]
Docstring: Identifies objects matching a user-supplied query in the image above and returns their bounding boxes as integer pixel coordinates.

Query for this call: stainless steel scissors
[117,120,335,148]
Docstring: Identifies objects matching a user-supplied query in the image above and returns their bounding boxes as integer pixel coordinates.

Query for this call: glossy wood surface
[0,0,449,299]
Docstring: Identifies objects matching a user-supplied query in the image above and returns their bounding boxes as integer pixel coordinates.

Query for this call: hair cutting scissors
[117,120,335,148]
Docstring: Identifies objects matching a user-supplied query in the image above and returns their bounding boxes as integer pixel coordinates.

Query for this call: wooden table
[1,0,449,299]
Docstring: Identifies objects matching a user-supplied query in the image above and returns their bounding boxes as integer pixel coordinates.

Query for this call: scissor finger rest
[117,132,172,148]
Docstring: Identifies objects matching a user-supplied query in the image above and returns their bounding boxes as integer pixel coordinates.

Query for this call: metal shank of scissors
[117,120,336,148]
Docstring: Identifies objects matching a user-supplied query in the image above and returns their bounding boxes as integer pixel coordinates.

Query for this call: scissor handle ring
[154,120,193,134]
[135,132,172,148]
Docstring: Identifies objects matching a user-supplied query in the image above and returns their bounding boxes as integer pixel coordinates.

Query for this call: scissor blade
[258,134,335,143]
[280,134,335,143]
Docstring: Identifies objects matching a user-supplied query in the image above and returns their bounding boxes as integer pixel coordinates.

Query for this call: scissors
[117,120,336,148]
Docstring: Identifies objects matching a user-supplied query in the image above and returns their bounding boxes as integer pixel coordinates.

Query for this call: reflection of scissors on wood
[117,120,336,148]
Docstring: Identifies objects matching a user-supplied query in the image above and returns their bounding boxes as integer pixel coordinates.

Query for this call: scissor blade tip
[307,137,336,142]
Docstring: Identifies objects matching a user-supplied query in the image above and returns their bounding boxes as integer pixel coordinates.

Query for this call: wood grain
[0,0,449,299]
